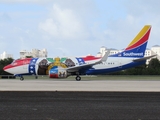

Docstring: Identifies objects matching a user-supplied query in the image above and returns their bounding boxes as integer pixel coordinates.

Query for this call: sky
[0,0,160,58]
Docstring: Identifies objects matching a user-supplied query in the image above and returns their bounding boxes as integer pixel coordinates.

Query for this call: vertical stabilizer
[110,25,151,58]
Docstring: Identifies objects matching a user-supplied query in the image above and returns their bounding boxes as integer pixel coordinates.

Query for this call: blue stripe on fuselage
[110,42,147,58]
[28,58,38,75]
[85,60,146,75]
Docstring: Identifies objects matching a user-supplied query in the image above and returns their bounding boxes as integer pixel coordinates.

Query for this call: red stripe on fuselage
[82,56,101,61]
[4,58,32,70]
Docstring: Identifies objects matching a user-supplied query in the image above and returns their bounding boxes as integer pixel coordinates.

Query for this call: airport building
[97,47,122,57]
[0,51,13,60]
[20,49,48,58]
[151,45,160,60]
[97,45,160,65]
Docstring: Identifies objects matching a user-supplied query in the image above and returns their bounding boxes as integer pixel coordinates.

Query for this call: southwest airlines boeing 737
[3,25,154,81]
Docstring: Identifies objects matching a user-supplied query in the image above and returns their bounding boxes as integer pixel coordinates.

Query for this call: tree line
[0,57,160,75]
[0,58,14,75]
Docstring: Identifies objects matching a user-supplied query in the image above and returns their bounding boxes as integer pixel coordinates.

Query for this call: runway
[1,79,160,119]
[0,79,160,91]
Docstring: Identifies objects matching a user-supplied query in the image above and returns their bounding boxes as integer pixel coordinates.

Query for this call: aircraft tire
[76,76,81,81]
[20,77,24,81]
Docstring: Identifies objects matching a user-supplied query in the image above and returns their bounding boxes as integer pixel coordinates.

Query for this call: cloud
[0,36,6,50]
[0,0,53,4]
[39,4,87,40]
[0,0,160,58]
[125,0,160,16]
[123,0,160,47]
[0,13,11,22]
[99,0,160,49]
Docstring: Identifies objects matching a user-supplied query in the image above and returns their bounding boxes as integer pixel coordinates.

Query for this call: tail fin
[111,25,151,58]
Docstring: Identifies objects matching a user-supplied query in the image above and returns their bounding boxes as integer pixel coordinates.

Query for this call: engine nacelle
[49,66,68,78]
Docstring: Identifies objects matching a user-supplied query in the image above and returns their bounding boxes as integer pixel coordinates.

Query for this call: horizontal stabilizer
[133,54,156,62]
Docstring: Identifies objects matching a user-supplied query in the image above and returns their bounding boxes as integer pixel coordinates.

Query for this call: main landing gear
[75,72,81,81]
[76,75,81,81]
[76,72,81,81]
[20,76,24,81]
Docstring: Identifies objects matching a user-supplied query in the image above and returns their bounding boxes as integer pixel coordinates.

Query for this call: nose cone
[3,64,13,74]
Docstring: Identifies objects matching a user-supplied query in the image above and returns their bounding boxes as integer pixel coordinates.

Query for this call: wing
[66,50,110,73]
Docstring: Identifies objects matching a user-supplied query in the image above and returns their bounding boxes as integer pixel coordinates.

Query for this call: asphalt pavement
[0,91,160,120]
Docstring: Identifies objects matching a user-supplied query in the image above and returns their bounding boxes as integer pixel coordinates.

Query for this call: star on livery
[3,25,155,81]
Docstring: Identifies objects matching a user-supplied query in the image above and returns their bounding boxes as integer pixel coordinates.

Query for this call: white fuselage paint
[92,57,133,69]
[5,57,135,75]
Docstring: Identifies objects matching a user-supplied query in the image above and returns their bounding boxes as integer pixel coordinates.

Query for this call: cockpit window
[11,60,17,66]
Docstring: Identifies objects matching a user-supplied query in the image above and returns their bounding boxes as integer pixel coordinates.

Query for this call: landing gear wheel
[20,77,24,81]
[76,76,81,81]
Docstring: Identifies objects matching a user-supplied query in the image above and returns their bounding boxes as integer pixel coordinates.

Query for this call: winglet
[101,49,110,62]
[66,50,110,73]
[96,49,110,64]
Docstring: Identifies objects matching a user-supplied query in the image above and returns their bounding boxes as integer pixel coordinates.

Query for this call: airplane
[3,25,154,81]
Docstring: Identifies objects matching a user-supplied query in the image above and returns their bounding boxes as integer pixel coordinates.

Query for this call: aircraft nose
[3,64,13,73]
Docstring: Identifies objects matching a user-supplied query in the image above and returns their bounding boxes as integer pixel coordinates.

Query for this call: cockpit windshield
[11,59,18,66]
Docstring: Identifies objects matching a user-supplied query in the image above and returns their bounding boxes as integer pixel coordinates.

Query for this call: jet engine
[49,66,68,78]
